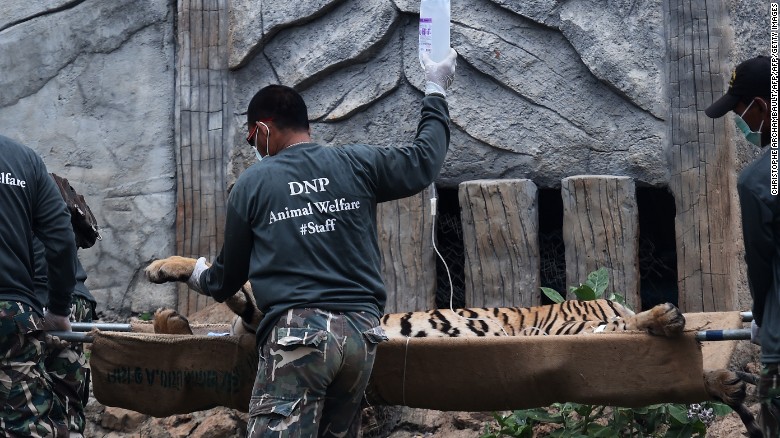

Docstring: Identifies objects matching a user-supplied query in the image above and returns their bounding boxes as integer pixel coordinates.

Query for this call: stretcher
[365,311,746,411]
[58,311,750,417]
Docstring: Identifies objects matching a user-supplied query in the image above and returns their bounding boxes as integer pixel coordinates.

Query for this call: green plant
[482,410,534,438]
[483,402,731,437]
[138,311,153,321]
[482,268,733,438]
[541,267,626,306]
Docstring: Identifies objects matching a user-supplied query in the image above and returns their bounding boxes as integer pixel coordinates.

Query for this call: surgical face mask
[735,99,764,147]
[254,122,271,162]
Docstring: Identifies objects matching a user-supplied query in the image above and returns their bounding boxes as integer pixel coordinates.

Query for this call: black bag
[50,173,101,249]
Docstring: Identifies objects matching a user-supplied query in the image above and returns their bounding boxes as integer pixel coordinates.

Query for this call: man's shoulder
[307,142,375,153]
[230,162,278,198]
[0,136,44,190]
[738,150,772,186]
[737,149,778,205]
[0,135,39,161]
[0,134,24,148]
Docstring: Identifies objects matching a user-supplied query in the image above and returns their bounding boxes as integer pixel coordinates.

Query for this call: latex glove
[751,320,762,345]
[421,48,458,97]
[187,256,209,294]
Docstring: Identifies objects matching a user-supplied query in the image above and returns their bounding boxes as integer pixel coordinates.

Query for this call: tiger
[145,256,263,336]
[381,299,685,338]
[145,255,762,438]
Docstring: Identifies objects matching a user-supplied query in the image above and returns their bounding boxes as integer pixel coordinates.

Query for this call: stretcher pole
[71,322,132,332]
[47,331,94,343]
[47,322,133,343]
[695,329,751,341]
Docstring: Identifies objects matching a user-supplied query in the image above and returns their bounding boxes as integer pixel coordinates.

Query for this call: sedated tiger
[378,299,761,438]
[381,299,684,338]
[145,256,762,438]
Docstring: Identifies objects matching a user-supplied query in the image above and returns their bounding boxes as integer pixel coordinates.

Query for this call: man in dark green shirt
[0,134,77,436]
[33,179,100,437]
[705,55,778,437]
[177,49,457,436]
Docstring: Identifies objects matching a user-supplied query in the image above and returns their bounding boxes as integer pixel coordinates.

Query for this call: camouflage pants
[0,301,68,437]
[759,363,780,438]
[44,297,93,434]
[246,309,386,438]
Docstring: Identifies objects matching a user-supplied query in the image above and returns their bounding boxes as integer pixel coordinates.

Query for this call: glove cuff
[187,257,208,295]
[425,82,447,97]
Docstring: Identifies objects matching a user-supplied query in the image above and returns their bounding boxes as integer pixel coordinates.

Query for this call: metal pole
[695,329,752,341]
[70,322,132,332]
[742,311,753,322]
[46,322,132,343]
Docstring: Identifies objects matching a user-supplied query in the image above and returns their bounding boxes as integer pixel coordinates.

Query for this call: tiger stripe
[380,299,683,339]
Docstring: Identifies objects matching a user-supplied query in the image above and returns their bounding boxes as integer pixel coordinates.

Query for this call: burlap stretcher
[90,323,258,417]
[366,311,743,410]
[89,311,742,416]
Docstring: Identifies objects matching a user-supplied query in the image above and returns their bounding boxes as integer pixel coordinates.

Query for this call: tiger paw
[146,256,198,284]
[644,302,685,337]
[153,308,193,335]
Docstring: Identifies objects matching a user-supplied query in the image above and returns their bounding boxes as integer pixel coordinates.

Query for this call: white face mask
[734,99,764,147]
[254,121,271,162]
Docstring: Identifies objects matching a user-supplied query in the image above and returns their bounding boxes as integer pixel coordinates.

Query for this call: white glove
[42,311,71,332]
[421,48,458,97]
[751,320,761,345]
[187,256,209,294]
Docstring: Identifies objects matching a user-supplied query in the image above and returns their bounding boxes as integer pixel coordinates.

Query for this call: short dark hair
[247,85,309,132]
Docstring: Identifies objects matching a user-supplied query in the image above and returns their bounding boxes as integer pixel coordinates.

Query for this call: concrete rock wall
[228,0,669,189]
[0,0,765,316]
[0,0,178,318]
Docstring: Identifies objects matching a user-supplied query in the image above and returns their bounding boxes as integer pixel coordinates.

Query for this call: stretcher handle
[45,323,133,343]
[695,329,751,341]
[46,323,131,343]
[47,331,94,343]
[71,322,132,332]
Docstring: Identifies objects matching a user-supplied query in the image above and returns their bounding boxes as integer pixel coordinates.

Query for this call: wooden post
[666,0,736,312]
[561,176,641,309]
[175,0,230,315]
[459,179,540,308]
[377,191,437,313]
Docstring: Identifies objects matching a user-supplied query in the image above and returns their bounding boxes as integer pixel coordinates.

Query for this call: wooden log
[666,0,736,312]
[176,0,229,315]
[459,179,540,308]
[561,176,640,310]
[377,191,436,314]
